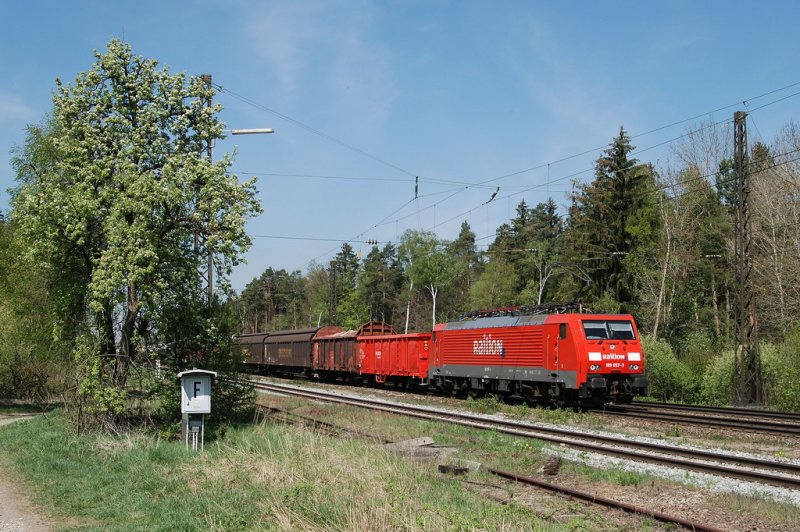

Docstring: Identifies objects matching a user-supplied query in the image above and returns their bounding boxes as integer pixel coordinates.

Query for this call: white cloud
[243,0,397,126]
[0,91,35,124]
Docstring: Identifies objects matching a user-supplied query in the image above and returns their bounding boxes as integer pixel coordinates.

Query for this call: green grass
[0,410,548,530]
[463,394,503,414]
[7,399,800,530]
[574,463,647,487]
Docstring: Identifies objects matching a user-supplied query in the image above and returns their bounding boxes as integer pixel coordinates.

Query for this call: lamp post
[206,126,274,302]
[231,128,274,135]
[201,74,274,303]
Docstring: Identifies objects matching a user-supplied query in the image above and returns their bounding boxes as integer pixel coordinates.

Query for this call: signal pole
[732,110,762,406]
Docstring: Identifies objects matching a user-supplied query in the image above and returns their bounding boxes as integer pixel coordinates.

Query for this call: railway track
[254,379,800,491]
[632,400,800,422]
[257,398,722,531]
[593,403,800,436]
[245,369,800,438]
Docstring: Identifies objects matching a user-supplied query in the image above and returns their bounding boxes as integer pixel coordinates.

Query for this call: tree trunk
[404,279,414,334]
[115,280,139,388]
[711,270,721,339]
[430,284,438,330]
[652,227,671,339]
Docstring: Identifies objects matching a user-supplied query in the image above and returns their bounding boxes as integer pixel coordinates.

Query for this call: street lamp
[199,74,275,303]
[206,129,274,302]
[231,128,274,135]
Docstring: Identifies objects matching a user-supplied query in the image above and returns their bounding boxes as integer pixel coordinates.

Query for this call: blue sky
[2,1,799,291]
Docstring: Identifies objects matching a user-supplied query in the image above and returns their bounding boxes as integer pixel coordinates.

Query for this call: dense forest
[228,123,800,409]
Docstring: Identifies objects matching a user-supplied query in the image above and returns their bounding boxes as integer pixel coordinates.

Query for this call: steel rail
[487,468,725,532]
[632,400,800,422]
[254,381,800,490]
[594,406,800,436]
[256,397,721,531]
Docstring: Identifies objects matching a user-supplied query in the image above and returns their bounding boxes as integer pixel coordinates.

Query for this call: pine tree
[566,127,658,310]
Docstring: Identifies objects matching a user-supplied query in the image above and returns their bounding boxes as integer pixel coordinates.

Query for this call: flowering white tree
[12,40,261,418]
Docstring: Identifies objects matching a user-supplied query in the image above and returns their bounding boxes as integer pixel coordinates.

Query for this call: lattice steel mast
[732,110,762,405]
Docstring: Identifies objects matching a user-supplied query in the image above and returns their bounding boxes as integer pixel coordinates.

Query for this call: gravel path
[0,416,52,532]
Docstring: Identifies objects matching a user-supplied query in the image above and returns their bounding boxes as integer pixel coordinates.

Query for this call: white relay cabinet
[177,369,217,450]
[179,369,216,414]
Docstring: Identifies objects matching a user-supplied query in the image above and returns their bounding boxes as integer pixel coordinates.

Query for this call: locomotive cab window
[582,320,635,340]
[559,323,567,339]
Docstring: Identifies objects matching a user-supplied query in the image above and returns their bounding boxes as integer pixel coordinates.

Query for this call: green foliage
[400,230,463,328]
[330,243,361,326]
[0,411,544,530]
[0,221,72,400]
[651,166,733,348]
[578,464,646,486]
[464,394,502,414]
[488,199,566,305]
[235,267,308,333]
[643,337,699,402]
[468,259,519,309]
[447,221,482,309]
[697,342,799,409]
[699,349,734,406]
[590,291,622,314]
[9,39,260,426]
[761,341,800,411]
[565,127,659,310]
[357,243,405,326]
[677,331,718,373]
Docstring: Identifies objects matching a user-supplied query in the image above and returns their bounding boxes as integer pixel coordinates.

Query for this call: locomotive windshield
[582,320,636,340]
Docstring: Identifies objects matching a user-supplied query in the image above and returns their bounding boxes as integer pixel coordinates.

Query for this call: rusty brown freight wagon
[263,326,341,375]
[234,332,269,366]
[313,322,394,381]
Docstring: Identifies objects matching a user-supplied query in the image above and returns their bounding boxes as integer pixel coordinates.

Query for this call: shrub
[761,343,800,412]
[643,337,698,402]
[677,331,717,374]
[699,350,734,405]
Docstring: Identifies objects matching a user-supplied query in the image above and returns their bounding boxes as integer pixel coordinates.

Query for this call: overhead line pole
[732,110,762,406]
[200,74,215,303]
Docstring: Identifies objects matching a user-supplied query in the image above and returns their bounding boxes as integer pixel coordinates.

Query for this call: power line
[219,78,800,199]
[423,94,799,235]
[255,154,800,258]
[221,78,800,270]
[253,234,387,244]
[214,83,417,178]
[231,169,534,190]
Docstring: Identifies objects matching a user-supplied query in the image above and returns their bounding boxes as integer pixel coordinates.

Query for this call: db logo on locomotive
[473,334,505,357]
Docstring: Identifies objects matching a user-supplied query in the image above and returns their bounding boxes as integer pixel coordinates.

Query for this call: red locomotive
[235,305,648,406]
[431,311,647,404]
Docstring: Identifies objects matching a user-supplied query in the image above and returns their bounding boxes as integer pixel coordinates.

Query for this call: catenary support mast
[732,110,761,406]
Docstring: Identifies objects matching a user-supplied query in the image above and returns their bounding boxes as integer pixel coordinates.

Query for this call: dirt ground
[0,416,52,532]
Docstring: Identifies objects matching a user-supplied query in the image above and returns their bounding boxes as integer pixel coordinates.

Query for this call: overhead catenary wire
[215,79,800,271]
[218,78,800,197]
[272,139,800,267]
[297,90,799,248]
[256,148,800,253]
[214,83,418,179]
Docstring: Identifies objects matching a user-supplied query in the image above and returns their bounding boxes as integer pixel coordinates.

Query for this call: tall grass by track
[0,411,546,531]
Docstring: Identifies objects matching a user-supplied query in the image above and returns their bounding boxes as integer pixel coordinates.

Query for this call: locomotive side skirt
[430,364,577,386]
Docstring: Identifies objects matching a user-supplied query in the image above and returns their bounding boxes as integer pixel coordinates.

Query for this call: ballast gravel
[262,380,800,506]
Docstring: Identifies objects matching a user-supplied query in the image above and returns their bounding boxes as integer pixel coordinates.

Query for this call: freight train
[235,305,648,406]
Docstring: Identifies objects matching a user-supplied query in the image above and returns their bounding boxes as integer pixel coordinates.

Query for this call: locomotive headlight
[629,364,640,370]
[590,364,600,371]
